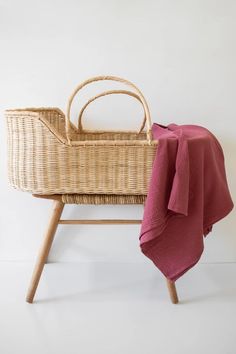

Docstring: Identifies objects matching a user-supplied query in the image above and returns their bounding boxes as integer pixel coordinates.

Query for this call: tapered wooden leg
[26,200,64,303]
[166,278,179,304]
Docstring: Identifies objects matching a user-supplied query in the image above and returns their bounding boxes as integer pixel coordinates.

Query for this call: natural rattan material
[6,76,158,195]
[78,90,147,134]
[61,194,146,204]
[66,76,153,144]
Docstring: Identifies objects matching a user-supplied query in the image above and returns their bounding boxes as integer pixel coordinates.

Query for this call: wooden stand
[26,195,179,304]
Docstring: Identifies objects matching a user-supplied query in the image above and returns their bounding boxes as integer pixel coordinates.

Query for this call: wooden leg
[26,200,64,303]
[166,278,179,304]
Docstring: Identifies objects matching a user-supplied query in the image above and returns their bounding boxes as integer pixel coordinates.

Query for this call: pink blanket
[140,123,234,281]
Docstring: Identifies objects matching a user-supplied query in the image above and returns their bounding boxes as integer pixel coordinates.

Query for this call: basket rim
[5,107,158,146]
[5,107,64,112]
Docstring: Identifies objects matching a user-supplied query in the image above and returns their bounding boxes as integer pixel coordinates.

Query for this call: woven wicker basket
[6,76,158,195]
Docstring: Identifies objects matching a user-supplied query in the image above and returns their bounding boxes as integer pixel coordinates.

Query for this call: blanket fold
[140,123,234,281]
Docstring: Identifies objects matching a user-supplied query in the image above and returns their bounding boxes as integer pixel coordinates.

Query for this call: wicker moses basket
[6,76,158,196]
[5,76,181,305]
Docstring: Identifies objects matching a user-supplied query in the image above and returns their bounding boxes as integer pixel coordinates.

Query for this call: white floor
[0,261,236,354]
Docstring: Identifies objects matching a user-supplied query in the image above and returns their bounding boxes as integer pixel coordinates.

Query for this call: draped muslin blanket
[140,123,234,281]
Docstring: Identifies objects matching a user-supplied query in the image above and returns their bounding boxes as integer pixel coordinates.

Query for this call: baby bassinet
[5,76,181,305]
[5,76,158,195]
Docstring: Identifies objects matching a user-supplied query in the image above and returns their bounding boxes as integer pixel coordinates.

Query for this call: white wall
[0,0,235,265]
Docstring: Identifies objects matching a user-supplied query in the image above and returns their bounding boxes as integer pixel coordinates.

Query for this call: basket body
[6,109,157,195]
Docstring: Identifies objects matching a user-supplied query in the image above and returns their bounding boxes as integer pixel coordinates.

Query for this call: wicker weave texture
[61,194,147,204]
[6,76,158,195]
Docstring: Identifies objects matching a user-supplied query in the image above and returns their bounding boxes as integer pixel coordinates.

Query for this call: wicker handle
[66,76,152,144]
[77,90,146,134]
